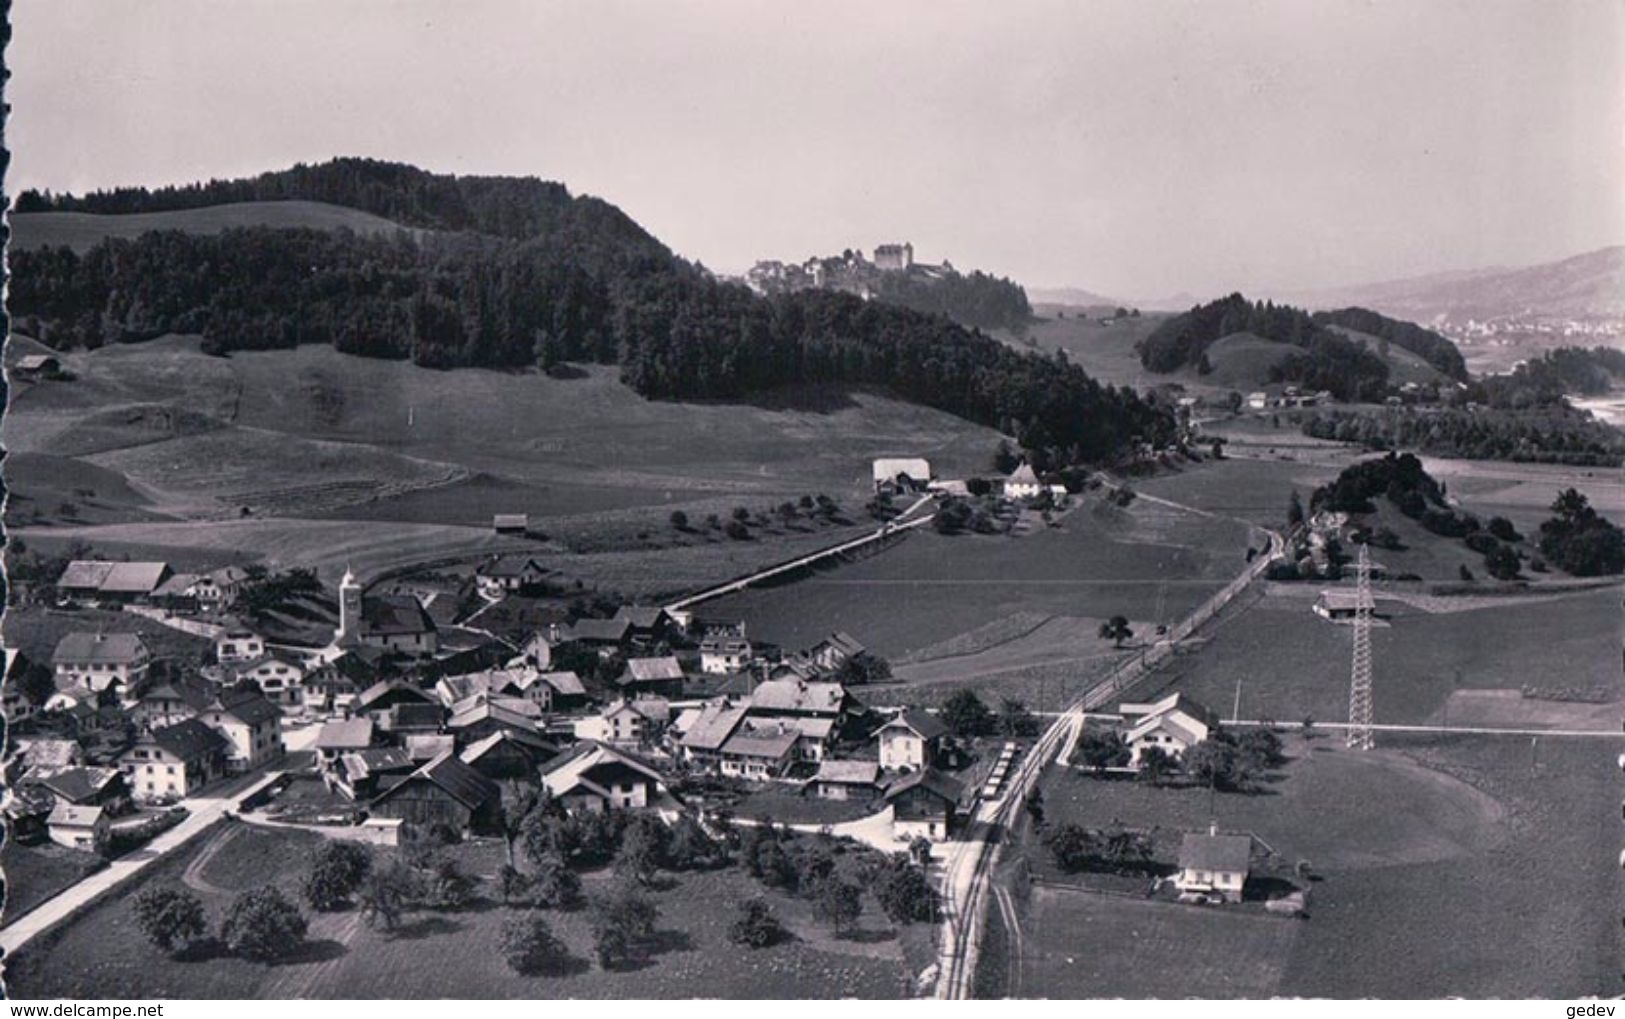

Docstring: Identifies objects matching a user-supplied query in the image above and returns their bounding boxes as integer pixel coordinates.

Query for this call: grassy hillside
[8,201,419,253]
[1324,325,1451,386]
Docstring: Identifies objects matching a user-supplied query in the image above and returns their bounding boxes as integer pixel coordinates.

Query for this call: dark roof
[565,618,632,643]
[380,702,446,731]
[53,632,149,666]
[32,766,121,803]
[881,708,948,742]
[373,751,498,812]
[140,676,216,712]
[478,555,549,579]
[205,687,283,727]
[1178,831,1253,873]
[314,717,375,751]
[362,594,437,637]
[621,656,684,685]
[614,606,670,629]
[356,679,434,713]
[147,719,230,762]
[884,767,965,806]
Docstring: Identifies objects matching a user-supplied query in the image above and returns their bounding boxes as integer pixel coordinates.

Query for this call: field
[4,607,213,669]
[1012,732,1624,997]
[8,202,421,254]
[0,842,107,927]
[3,820,931,999]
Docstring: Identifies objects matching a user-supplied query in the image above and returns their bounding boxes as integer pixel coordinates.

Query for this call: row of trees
[1302,406,1625,467]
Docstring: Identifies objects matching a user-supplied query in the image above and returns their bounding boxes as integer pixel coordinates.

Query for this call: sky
[8,0,1623,300]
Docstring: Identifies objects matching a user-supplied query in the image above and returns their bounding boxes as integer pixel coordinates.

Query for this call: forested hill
[1309,307,1468,381]
[8,159,1173,467]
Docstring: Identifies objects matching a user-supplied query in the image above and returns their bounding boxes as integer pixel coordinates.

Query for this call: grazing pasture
[0,843,107,927]
[8,202,419,253]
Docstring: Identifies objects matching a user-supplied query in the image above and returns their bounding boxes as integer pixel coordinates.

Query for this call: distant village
[742,242,954,299]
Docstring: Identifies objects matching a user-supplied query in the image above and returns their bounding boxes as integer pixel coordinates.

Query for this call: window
[167,765,176,775]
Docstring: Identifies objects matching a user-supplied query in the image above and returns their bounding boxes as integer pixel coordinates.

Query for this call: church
[333,569,438,656]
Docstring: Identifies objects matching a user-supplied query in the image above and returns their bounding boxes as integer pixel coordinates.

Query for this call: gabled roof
[540,741,667,799]
[721,723,800,760]
[1007,463,1040,485]
[403,733,456,761]
[478,555,549,579]
[371,750,498,812]
[139,675,216,712]
[32,766,121,803]
[564,618,632,643]
[205,565,251,586]
[1125,712,1205,748]
[879,708,948,742]
[447,696,539,732]
[355,679,434,713]
[340,746,415,782]
[362,594,437,636]
[57,561,116,590]
[810,760,881,786]
[1178,831,1253,873]
[146,719,230,762]
[52,632,149,666]
[749,679,847,716]
[1119,692,1220,730]
[535,670,586,697]
[873,457,931,483]
[14,738,83,770]
[614,606,670,629]
[459,729,555,766]
[677,701,749,752]
[622,656,684,685]
[202,687,283,727]
[884,767,964,806]
[379,702,446,731]
[152,573,202,599]
[314,717,375,751]
[817,632,867,660]
[48,803,106,828]
[6,785,58,819]
[101,562,171,594]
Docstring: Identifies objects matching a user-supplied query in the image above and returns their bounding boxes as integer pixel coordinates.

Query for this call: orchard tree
[501,912,573,975]
[303,841,373,911]
[727,897,786,948]
[1098,615,1134,648]
[941,689,994,737]
[133,886,208,956]
[812,878,863,935]
[220,886,308,962]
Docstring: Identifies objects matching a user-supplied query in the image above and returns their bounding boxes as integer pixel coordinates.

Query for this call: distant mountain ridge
[1277,246,1625,322]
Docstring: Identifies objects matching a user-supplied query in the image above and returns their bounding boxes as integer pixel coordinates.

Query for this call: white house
[539,742,676,814]
[1120,693,1218,767]
[47,803,109,851]
[475,555,550,598]
[876,708,948,771]
[1003,463,1044,500]
[1246,392,1268,410]
[872,457,932,493]
[190,566,250,610]
[718,723,799,781]
[1175,825,1252,903]
[573,698,667,748]
[215,629,267,664]
[193,688,285,773]
[1313,589,1376,622]
[52,632,151,694]
[229,653,307,710]
[698,625,753,674]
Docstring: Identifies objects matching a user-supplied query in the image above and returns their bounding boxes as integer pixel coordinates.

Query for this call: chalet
[56,560,172,604]
[30,765,129,811]
[800,632,866,676]
[377,702,447,739]
[228,653,307,710]
[3,681,37,725]
[540,742,676,814]
[333,746,416,800]
[437,666,584,713]
[779,716,837,762]
[132,675,214,730]
[53,632,151,693]
[613,605,676,643]
[446,694,542,744]
[355,679,437,717]
[193,687,285,773]
[748,678,853,726]
[6,786,58,844]
[1313,589,1377,622]
[674,699,749,769]
[1003,463,1044,500]
[493,513,530,536]
[314,717,376,774]
[531,671,588,712]
[475,555,551,597]
[876,708,948,771]
[458,729,557,781]
[573,697,668,747]
[368,750,501,835]
[120,720,229,804]
[718,723,800,781]
[872,457,932,494]
[510,632,554,670]
[698,625,753,675]
[215,629,267,664]
[1120,693,1218,766]
[559,617,632,650]
[47,803,110,852]
[1175,825,1253,903]
[190,566,250,611]
[618,656,686,698]
[807,760,883,801]
[885,767,964,842]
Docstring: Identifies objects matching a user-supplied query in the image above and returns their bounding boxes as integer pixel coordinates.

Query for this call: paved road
[0,768,285,955]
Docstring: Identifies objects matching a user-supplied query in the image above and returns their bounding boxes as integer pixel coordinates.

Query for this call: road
[931,522,1285,999]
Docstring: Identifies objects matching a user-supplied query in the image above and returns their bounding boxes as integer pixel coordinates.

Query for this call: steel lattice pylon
[1346,543,1374,750]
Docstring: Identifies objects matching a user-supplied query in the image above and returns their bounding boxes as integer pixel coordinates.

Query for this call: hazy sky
[9,0,1623,298]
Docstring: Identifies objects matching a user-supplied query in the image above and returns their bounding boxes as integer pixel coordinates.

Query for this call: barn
[367,751,501,835]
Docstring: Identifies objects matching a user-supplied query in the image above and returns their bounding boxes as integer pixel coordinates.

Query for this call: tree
[1072,729,1130,771]
[1487,516,1521,543]
[10,655,56,706]
[425,857,476,909]
[499,782,544,868]
[617,814,670,886]
[1043,823,1096,873]
[592,887,660,969]
[1484,543,1521,581]
[1538,488,1625,577]
[997,698,1040,738]
[666,814,725,870]
[1098,615,1133,648]
[501,912,573,975]
[812,878,863,935]
[872,857,938,924]
[526,853,583,909]
[837,651,893,686]
[940,689,994,737]
[303,841,373,911]
[1287,490,1305,527]
[725,519,751,540]
[220,886,308,962]
[359,860,415,931]
[133,886,208,956]
[727,897,786,948]
[993,439,1021,474]
[1137,745,1174,785]
[1458,564,1476,582]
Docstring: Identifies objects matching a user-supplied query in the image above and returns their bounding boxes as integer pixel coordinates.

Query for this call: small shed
[493,514,530,536]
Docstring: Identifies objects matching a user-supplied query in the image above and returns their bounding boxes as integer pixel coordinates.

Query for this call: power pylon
[1346,542,1374,750]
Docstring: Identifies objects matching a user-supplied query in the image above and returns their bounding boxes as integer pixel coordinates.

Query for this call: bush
[133,886,208,956]
[812,878,863,934]
[1488,516,1522,543]
[526,854,583,908]
[727,897,786,948]
[725,520,751,540]
[501,912,573,975]
[668,510,689,530]
[1484,543,1521,581]
[303,841,372,911]
[220,886,308,962]
[872,857,938,924]
[1072,729,1130,770]
[1464,532,1499,555]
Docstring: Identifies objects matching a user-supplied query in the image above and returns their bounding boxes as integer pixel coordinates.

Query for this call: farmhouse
[718,723,800,781]
[333,747,416,801]
[573,697,667,747]
[192,687,285,773]
[47,803,109,851]
[189,566,250,610]
[872,457,933,494]
[614,605,677,643]
[1003,463,1044,500]
[798,631,866,676]
[618,656,686,698]
[1175,825,1253,903]
[699,625,753,674]
[876,708,948,771]
[674,699,749,769]
[748,678,854,727]
[1313,589,1377,622]
[459,729,557,781]
[475,554,550,597]
[884,767,964,842]
[120,720,230,804]
[132,675,215,730]
[540,742,676,814]
[446,694,542,744]
[228,653,307,709]
[807,760,882,800]
[6,787,58,844]
[29,766,128,811]
[53,632,151,694]
[377,702,448,738]
[215,628,267,664]
[1120,693,1218,766]
[314,717,376,775]
[559,617,633,650]
[354,679,437,716]
[56,560,172,604]
[369,750,501,835]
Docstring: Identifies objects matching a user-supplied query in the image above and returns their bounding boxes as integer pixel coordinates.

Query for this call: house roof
[818,632,867,659]
[48,803,106,828]
[564,618,632,643]
[314,717,375,751]
[204,687,284,727]
[1125,712,1205,747]
[362,594,437,637]
[622,656,684,684]
[540,741,667,798]
[536,670,585,697]
[140,675,216,712]
[677,701,749,752]
[57,560,116,590]
[493,514,529,528]
[57,560,169,594]
[721,723,800,760]
[147,719,230,762]
[880,708,948,742]
[1178,831,1253,873]
[884,767,965,806]
[372,751,499,812]
[340,747,415,782]
[614,606,670,629]
[355,679,434,713]
[1007,463,1040,485]
[749,679,847,716]
[810,760,881,786]
[15,739,82,770]
[33,766,121,803]
[1318,589,1376,612]
[380,702,445,731]
[872,457,931,483]
[206,565,250,586]
[1119,692,1220,730]
[152,573,202,599]
[448,696,539,732]
[52,632,149,666]
[6,785,59,819]
[403,733,456,761]
[459,729,555,766]
[478,555,548,579]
